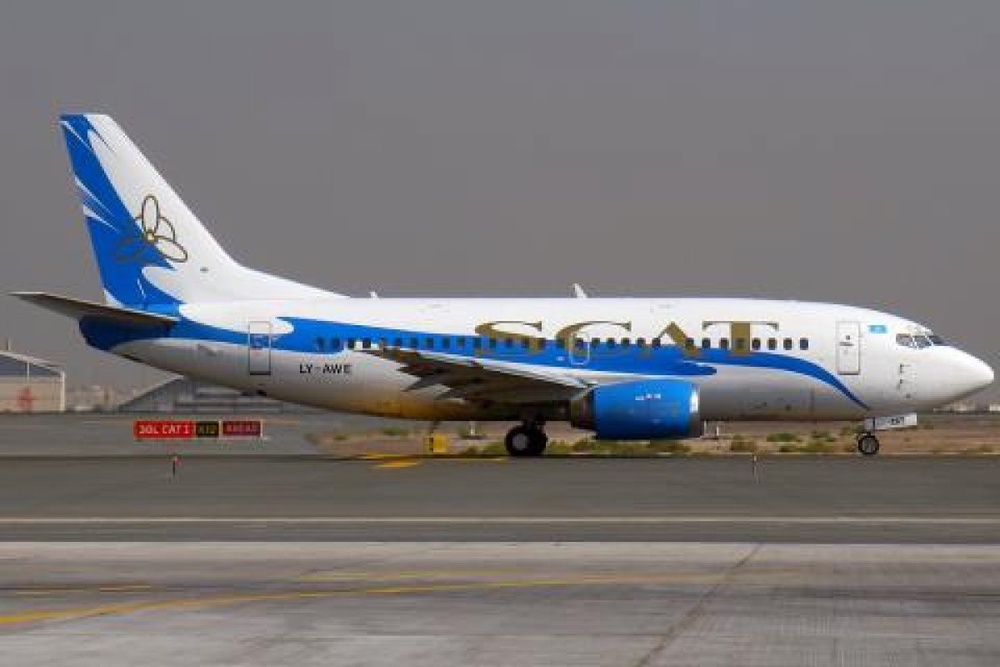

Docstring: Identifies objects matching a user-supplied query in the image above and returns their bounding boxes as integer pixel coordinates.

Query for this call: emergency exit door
[836,321,861,375]
[248,321,272,375]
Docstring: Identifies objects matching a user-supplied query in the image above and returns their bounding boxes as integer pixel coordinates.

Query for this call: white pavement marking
[0,516,997,525]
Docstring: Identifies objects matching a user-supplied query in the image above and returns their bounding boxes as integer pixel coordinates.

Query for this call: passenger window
[651,338,662,349]
[783,338,793,350]
[393,338,403,348]
[720,338,730,350]
[315,337,326,352]
[425,337,435,349]
[636,337,647,348]
[556,338,566,350]
[330,338,341,349]
[409,337,419,349]
[346,338,356,350]
[767,338,777,351]
[684,338,695,351]
[701,338,711,350]
[605,338,616,349]
[489,338,498,350]
[457,337,466,349]
[504,338,514,349]
[799,338,809,350]
[735,338,746,351]
[521,338,530,349]
[472,338,483,350]
[751,338,761,351]
[441,337,451,349]
[621,338,631,347]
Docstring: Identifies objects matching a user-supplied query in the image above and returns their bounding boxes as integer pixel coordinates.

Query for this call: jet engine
[570,379,703,440]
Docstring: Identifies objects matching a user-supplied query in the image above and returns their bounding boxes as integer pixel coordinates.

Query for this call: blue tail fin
[60,114,336,309]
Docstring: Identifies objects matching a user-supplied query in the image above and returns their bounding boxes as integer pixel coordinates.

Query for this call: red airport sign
[134,419,264,441]
[133,420,195,440]
[222,420,263,437]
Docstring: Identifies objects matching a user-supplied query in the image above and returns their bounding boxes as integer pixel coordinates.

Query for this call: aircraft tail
[59,114,337,309]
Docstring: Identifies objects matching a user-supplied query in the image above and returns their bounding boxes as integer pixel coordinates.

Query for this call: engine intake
[570,379,703,440]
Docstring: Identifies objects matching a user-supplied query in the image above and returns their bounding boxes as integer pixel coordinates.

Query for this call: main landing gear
[856,432,880,457]
[504,422,548,457]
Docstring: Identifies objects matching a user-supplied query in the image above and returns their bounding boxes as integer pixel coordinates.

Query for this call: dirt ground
[308,413,1000,457]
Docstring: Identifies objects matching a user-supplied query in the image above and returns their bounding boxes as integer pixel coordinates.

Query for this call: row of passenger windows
[314,336,811,352]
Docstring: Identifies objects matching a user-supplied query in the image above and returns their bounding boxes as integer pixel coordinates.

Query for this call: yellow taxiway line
[0,570,812,627]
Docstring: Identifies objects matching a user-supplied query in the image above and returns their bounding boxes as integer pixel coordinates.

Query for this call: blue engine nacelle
[570,379,703,440]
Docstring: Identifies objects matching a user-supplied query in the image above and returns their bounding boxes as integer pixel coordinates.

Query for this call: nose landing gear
[856,432,880,457]
[504,423,548,457]
[854,414,916,456]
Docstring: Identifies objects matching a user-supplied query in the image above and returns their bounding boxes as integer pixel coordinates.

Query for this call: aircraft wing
[363,347,590,404]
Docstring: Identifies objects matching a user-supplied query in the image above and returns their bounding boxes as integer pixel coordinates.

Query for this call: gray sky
[1,1,999,398]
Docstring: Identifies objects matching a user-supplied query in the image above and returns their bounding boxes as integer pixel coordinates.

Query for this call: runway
[0,456,996,541]
[1,542,999,666]
[1,454,998,664]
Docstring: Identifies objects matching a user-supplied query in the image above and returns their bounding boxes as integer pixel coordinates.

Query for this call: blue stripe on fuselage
[83,315,869,409]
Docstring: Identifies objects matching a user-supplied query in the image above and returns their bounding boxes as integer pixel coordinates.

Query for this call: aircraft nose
[967,355,994,391]
[954,352,994,397]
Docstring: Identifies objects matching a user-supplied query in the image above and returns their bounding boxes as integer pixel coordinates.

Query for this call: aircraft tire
[505,425,548,457]
[856,433,880,457]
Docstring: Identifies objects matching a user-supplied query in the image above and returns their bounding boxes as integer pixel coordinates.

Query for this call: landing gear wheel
[856,432,880,457]
[504,425,548,457]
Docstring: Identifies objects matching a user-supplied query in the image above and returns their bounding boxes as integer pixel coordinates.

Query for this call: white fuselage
[109,297,992,423]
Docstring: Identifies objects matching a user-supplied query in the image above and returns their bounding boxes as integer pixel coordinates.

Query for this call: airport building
[117,376,320,414]
[0,350,65,413]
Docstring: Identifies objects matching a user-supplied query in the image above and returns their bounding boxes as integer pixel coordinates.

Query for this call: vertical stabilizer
[60,114,337,309]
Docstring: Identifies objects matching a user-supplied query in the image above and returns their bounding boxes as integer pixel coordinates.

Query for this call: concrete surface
[1,418,997,664]
[0,457,996,541]
[0,542,998,666]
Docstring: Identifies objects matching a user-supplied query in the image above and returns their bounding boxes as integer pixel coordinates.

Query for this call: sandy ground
[0,411,995,457]
[308,413,1000,457]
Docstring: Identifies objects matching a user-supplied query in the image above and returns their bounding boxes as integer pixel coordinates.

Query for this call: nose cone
[921,348,995,407]
[951,351,994,400]
[966,355,995,392]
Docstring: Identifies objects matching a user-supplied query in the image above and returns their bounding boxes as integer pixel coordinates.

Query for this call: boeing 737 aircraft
[15,115,994,456]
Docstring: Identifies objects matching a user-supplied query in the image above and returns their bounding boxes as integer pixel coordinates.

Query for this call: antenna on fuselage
[572,283,588,299]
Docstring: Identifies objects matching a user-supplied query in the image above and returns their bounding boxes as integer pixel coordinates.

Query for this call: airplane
[14,114,994,457]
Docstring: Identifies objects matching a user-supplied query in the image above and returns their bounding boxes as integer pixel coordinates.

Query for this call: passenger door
[836,321,861,375]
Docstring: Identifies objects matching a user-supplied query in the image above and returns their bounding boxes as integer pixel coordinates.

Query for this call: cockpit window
[897,332,946,348]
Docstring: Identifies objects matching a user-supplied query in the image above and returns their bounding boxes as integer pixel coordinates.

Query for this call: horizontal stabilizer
[11,292,178,327]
